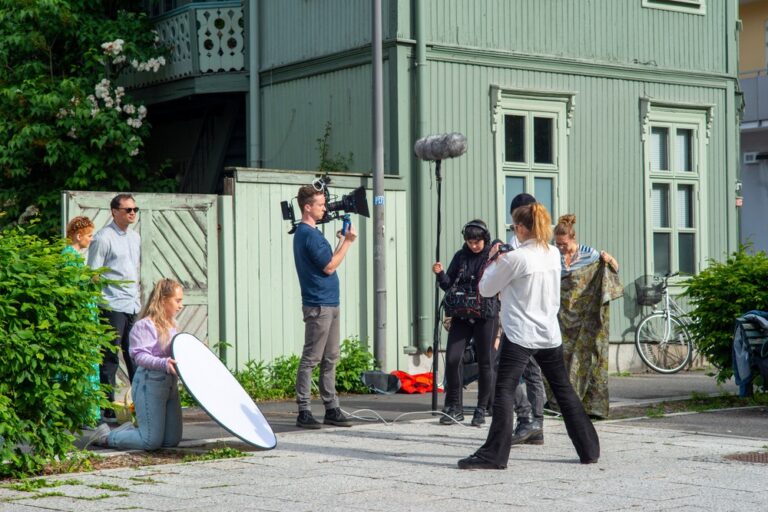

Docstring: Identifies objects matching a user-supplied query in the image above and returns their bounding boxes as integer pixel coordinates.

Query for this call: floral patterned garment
[547,260,623,418]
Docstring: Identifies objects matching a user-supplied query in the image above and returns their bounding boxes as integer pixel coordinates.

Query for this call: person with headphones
[433,219,500,427]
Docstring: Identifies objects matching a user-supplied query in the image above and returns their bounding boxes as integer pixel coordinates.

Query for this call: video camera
[280,175,370,234]
[488,240,514,261]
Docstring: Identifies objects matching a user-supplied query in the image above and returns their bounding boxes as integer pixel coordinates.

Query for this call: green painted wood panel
[259,0,397,70]
[230,169,410,371]
[260,63,390,173]
[420,0,732,75]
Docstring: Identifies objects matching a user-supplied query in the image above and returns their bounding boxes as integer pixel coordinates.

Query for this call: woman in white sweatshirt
[457,203,600,469]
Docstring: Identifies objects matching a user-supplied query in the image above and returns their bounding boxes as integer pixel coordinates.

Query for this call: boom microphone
[414,132,468,161]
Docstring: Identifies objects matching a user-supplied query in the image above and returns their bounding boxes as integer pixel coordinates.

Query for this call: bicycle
[634,272,693,374]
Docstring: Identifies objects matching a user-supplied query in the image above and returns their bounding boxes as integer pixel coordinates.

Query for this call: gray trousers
[513,356,545,424]
[296,306,341,412]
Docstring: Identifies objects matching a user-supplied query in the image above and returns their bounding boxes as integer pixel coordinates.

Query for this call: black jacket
[436,243,492,292]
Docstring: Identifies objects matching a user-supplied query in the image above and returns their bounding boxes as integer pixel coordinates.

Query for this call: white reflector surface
[172,332,276,450]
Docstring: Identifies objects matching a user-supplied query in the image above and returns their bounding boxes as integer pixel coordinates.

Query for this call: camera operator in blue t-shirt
[292,185,357,429]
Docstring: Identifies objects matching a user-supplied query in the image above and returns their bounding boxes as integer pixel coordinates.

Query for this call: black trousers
[444,316,498,411]
[100,310,137,403]
[474,336,600,466]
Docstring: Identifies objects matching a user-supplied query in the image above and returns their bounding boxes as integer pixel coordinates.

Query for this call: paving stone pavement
[2,413,767,512]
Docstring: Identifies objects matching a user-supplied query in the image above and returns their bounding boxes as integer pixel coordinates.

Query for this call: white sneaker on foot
[79,423,110,448]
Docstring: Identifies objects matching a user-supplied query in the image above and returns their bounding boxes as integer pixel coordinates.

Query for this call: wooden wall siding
[177,305,208,342]
[231,170,410,371]
[259,0,395,70]
[61,191,221,346]
[421,0,730,75]
[417,60,734,341]
[260,64,390,173]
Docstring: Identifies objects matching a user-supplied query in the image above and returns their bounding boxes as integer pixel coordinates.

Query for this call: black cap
[510,193,536,214]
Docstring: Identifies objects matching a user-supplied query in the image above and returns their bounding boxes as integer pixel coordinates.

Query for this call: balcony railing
[739,69,768,125]
[123,1,244,89]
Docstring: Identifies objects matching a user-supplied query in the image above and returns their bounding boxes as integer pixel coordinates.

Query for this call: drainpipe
[247,0,261,167]
[412,0,431,354]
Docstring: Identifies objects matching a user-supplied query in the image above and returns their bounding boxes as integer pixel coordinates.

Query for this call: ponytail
[512,203,552,248]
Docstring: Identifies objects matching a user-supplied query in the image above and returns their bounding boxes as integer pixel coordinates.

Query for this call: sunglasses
[117,207,140,213]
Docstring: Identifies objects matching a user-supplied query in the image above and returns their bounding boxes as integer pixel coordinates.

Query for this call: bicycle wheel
[635,312,692,374]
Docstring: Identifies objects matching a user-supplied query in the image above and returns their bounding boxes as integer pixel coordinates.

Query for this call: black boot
[510,419,544,445]
[470,407,486,427]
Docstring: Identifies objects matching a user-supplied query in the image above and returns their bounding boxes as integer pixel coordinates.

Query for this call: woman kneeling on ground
[458,203,600,469]
[97,279,185,450]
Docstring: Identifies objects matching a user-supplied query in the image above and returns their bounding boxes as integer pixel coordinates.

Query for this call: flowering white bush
[83,37,164,156]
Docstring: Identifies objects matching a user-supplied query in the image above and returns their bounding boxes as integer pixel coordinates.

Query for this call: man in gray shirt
[87,193,141,423]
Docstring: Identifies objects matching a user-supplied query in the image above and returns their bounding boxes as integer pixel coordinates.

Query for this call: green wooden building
[128,0,741,371]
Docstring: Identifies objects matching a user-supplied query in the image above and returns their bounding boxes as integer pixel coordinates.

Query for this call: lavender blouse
[129,317,177,373]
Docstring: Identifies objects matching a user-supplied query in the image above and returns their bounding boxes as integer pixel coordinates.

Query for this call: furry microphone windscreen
[413,132,468,161]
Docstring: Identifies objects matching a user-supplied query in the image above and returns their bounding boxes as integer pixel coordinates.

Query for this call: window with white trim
[492,90,572,241]
[642,0,705,16]
[643,107,708,276]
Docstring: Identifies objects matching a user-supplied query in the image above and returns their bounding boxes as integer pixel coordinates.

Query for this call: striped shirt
[561,244,599,275]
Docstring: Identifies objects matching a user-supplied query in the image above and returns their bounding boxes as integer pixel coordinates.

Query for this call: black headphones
[461,220,490,243]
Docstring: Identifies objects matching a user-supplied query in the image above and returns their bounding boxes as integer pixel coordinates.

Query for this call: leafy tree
[0,1,174,236]
[684,247,768,383]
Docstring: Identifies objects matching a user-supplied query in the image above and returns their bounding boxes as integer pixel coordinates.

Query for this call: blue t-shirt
[293,222,340,306]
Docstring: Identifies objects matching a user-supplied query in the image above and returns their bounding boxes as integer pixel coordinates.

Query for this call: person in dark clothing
[433,219,500,427]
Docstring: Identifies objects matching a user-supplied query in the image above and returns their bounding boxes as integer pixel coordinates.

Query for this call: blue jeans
[474,337,599,467]
[108,367,182,451]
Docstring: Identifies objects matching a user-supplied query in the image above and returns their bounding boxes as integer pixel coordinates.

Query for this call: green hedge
[684,247,768,383]
[0,225,113,478]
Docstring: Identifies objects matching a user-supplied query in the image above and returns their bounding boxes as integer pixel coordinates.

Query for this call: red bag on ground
[390,370,442,394]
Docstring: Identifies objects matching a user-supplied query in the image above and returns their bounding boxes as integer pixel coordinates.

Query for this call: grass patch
[88,482,129,492]
[182,446,246,463]
[128,476,160,485]
[610,371,632,377]
[75,493,127,501]
[3,478,82,492]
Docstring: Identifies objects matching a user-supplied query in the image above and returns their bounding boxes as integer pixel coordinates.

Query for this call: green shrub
[237,360,285,400]
[336,337,379,393]
[0,225,113,478]
[268,354,305,397]
[683,247,768,383]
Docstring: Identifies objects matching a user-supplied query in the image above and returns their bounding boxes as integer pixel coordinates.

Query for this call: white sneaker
[79,423,111,448]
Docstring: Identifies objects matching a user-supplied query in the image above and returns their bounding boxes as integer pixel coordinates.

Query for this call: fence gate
[62,191,220,346]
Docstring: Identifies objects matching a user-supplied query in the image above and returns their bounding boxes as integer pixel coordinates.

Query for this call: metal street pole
[372,0,386,369]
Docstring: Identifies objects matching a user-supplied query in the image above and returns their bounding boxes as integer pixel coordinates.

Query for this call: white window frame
[490,86,574,239]
[641,0,705,16]
[641,101,710,278]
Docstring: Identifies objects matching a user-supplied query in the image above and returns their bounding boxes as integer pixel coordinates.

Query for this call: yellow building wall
[740,0,768,72]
